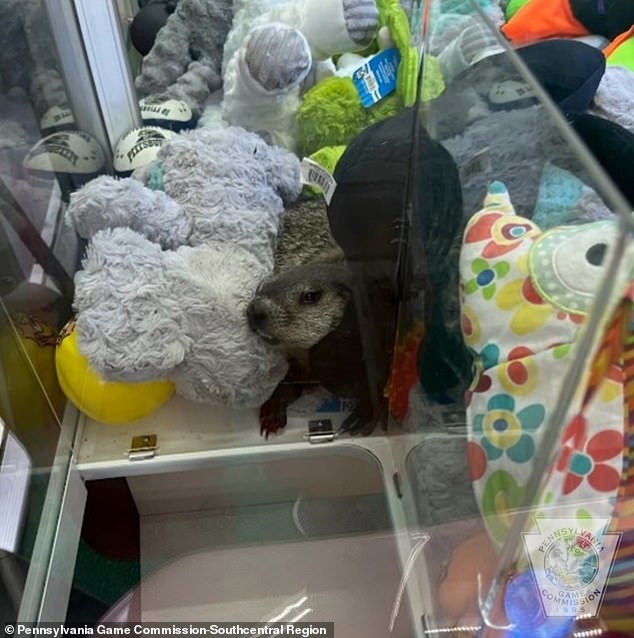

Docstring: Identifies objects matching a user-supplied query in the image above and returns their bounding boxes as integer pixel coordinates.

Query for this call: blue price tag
[352,48,401,108]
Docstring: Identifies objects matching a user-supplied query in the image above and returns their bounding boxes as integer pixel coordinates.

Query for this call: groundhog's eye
[299,290,322,305]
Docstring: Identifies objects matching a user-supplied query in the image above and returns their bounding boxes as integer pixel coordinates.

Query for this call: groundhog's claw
[339,409,376,437]
[259,401,287,439]
[259,380,305,439]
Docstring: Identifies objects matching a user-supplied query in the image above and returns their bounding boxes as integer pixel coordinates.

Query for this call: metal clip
[305,418,336,444]
[127,434,158,461]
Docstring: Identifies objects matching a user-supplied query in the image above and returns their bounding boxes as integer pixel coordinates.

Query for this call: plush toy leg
[153,59,221,116]
[74,227,189,383]
[300,0,378,59]
[135,12,194,96]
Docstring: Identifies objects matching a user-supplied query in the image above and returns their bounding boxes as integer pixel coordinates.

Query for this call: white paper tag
[300,157,337,204]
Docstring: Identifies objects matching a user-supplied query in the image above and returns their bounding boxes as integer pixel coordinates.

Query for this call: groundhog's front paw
[258,381,304,439]
[259,399,287,439]
[343,0,379,47]
[243,24,312,93]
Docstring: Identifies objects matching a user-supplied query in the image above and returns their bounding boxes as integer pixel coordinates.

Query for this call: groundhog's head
[247,262,353,350]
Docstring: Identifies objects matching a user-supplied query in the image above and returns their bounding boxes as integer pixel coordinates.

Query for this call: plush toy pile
[59,0,634,455]
[134,0,382,150]
[65,125,300,410]
[58,0,433,425]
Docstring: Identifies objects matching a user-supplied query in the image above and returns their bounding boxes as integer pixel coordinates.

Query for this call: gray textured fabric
[343,0,380,45]
[243,24,312,91]
[135,0,233,114]
[440,106,586,220]
[437,19,500,84]
[407,435,480,527]
[68,175,191,250]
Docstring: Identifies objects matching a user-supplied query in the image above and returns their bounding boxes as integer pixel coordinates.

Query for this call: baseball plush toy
[65,124,302,410]
[135,0,379,150]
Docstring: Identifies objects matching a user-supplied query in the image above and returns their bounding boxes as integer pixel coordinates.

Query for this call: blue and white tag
[352,48,401,108]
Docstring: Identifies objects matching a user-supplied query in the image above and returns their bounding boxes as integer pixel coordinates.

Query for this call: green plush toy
[504,0,531,20]
[296,0,445,158]
[297,77,401,157]
[377,0,419,107]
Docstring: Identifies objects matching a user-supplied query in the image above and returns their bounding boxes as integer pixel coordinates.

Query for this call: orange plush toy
[501,0,634,46]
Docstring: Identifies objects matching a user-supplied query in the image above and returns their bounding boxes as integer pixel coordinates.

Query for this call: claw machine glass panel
[391,1,634,636]
[5,0,634,635]
[0,0,137,623]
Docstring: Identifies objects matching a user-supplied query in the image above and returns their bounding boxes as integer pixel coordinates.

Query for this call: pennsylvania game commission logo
[522,518,621,618]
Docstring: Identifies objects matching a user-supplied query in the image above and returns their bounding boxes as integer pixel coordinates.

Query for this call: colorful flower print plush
[460,181,628,548]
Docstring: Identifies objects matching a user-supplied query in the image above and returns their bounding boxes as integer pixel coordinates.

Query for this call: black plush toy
[251,108,470,436]
[568,112,634,208]
[130,0,179,56]
[327,107,471,419]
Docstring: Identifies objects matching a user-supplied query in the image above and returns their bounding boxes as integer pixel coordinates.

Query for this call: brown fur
[248,196,348,352]
[273,197,344,274]
[246,196,369,436]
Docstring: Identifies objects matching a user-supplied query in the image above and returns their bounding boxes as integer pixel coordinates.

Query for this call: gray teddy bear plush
[66,124,302,409]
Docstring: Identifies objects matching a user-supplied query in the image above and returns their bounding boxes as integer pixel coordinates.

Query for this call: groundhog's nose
[246,299,268,331]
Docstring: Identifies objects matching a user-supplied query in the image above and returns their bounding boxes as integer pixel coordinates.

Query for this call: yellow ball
[0,310,66,430]
[55,320,174,424]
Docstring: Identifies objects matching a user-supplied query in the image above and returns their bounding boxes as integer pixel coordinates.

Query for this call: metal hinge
[305,418,336,444]
[127,434,158,460]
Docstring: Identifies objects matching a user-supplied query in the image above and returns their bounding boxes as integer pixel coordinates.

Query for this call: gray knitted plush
[135,0,234,115]
[343,0,380,44]
[243,24,312,92]
[66,124,303,408]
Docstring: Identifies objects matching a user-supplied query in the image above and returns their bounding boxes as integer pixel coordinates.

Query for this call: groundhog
[248,196,348,352]
[248,108,472,437]
[247,196,375,436]
[273,197,344,274]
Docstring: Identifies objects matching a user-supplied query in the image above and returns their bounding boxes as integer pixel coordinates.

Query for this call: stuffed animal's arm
[152,58,221,116]
[67,175,192,250]
[221,25,310,151]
